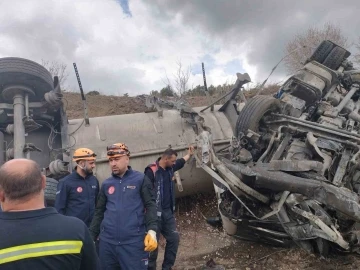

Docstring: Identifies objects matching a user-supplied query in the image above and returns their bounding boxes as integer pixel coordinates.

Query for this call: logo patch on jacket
[77,187,83,193]
[91,185,97,189]
[108,186,115,195]
[127,185,136,189]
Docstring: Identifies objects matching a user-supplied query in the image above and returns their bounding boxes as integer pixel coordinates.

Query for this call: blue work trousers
[99,240,148,270]
[148,208,180,270]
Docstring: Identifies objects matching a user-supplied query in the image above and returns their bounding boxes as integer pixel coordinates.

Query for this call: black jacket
[89,167,157,243]
[0,207,100,270]
[144,158,185,214]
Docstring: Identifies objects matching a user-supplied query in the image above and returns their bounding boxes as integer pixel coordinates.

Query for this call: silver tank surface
[67,105,233,198]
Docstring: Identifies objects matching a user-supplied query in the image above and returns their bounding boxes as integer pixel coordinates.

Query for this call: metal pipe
[0,131,4,165]
[272,113,360,140]
[349,111,360,123]
[268,119,360,142]
[311,133,359,150]
[335,86,359,113]
[258,133,276,163]
[272,123,359,149]
[275,126,286,141]
[253,169,360,221]
[37,114,54,121]
[202,62,214,111]
[13,93,25,158]
[25,94,29,117]
[323,84,338,100]
[224,162,360,221]
[96,139,230,163]
[270,119,360,143]
[216,144,231,153]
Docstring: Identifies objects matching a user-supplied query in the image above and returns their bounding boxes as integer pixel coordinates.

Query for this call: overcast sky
[0,0,359,95]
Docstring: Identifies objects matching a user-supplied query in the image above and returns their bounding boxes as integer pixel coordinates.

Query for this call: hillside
[62,84,280,119]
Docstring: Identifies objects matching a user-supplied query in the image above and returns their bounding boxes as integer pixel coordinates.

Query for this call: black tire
[45,177,58,207]
[322,47,347,70]
[0,57,54,102]
[309,40,334,63]
[235,95,281,137]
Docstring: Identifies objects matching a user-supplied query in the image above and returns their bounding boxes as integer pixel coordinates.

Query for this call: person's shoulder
[102,175,116,185]
[59,172,77,183]
[90,174,99,182]
[145,162,157,169]
[51,210,87,229]
[130,169,145,178]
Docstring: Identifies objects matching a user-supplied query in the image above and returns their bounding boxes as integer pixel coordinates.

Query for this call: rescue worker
[0,159,100,270]
[55,147,100,227]
[89,143,158,270]
[145,146,194,270]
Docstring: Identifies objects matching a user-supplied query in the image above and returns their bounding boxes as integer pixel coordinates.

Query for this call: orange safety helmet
[106,143,130,159]
[73,148,97,162]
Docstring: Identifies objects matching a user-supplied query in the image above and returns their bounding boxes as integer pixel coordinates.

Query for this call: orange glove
[144,230,157,252]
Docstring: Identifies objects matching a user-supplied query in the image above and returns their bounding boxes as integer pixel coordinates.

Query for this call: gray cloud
[145,0,360,83]
[0,0,359,96]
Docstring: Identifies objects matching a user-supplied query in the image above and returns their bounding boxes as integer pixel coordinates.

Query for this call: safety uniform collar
[0,207,57,220]
[72,170,93,180]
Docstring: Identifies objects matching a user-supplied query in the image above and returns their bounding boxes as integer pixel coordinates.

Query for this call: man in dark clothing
[55,147,100,227]
[89,142,158,270]
[0,159,99,270]
[145,146,194,270]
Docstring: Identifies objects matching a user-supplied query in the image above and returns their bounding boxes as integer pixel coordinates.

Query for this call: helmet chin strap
[77,163,86,170]
[78,161,89,171]
[77,161,93,176]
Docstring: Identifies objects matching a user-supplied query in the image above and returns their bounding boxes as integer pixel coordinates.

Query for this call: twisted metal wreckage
[1,39,360,257]
[146,40,360,256]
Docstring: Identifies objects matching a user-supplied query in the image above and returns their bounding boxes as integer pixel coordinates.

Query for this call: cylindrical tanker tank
[67,105,233,198]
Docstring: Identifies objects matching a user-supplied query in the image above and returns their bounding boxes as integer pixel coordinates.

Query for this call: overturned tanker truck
[2,39,360,256]
[145,40,360,256]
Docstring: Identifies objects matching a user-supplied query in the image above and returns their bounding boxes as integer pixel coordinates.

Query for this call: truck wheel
[0,57,54,101]
[45,177,58,207]
[309,40,334,64]
[322,46,347,70]
[235,95,281,138]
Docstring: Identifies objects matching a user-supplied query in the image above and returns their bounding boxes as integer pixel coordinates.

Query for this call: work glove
[144,230,157,252]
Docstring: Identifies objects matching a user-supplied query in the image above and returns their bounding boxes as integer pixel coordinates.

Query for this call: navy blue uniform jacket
[89,167,157,245]
[0,207,100,269]
[55,171,100,227]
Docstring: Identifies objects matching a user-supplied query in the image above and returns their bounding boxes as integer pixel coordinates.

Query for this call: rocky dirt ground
[63,90,360,269]
[166,194,360,270]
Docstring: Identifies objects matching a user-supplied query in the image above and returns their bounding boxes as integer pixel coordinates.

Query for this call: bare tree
[162,60,192,96]
[174,61,191,95]
[41,60,69,89]
[284,22,349,73]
